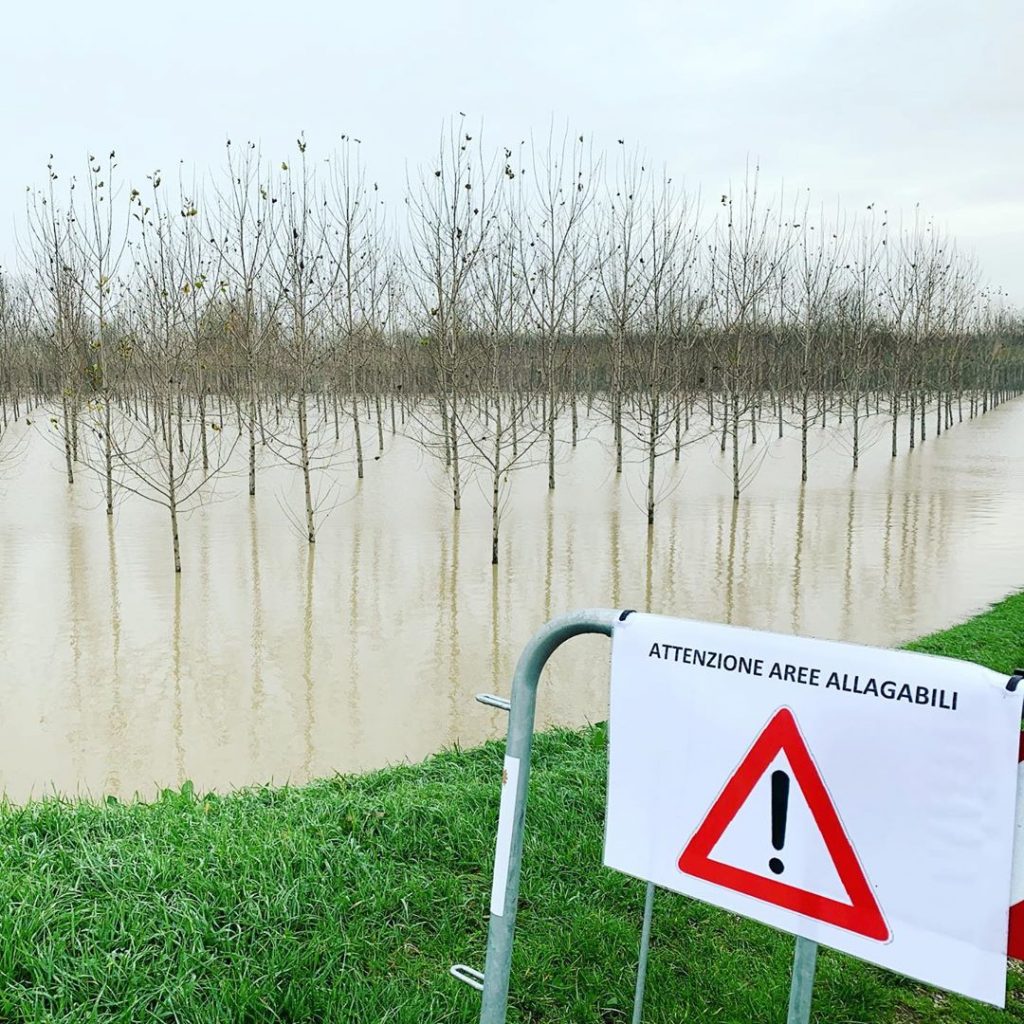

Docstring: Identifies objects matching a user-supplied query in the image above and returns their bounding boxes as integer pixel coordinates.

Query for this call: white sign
[603,613,1022,1007]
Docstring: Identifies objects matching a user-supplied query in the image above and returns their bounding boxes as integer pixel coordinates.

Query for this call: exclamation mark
[769,769,789,875]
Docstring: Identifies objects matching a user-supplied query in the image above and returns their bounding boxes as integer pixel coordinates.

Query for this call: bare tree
[707,168,787,500]
[791,195,846,482]
[102,172,236,573]
[212,141,278,497]
[838,209,884,469]
[462,168,544,563]
[265,136,344,544]
[328,137,392,483]
[596,146,653,476]
[0,270,33,469]
[406,120,496,511]
[71,151,130,514]
[23,158,89,484]
[519,128,597,490]
[617,172,705,524]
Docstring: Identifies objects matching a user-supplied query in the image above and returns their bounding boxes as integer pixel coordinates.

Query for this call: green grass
[2,594,1024,1022]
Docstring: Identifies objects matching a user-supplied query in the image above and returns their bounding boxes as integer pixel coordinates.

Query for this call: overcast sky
[1,0,1020,299]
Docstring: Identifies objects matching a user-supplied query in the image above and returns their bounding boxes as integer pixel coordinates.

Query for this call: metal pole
[631,881,656,1024]
[786,937,819,1024]
[479,608,619,1024]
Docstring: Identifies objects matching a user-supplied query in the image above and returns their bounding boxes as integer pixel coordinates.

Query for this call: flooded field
[0,398,1021,802]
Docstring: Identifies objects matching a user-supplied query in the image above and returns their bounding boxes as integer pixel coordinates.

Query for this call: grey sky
[2,0,1020,299]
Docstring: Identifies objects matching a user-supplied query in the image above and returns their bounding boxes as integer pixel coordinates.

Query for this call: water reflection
[723,505,739,624]
[841,488,856,639]
[0,399,1022,801]
[68,505,86,787]
[302,544,315,777]
[172,576,184,782]
[106,517,125,798]
[249,500,265,770]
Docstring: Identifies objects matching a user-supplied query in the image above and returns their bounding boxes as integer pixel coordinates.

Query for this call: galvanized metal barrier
[452,608,819,1023]
[452,606,819,1024]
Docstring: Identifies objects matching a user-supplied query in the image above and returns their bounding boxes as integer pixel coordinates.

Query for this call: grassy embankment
[2,593,1024,1023]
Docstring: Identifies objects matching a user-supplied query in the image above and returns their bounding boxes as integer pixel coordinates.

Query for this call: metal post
[786,937,819,1024]
[479,608,619,1024]
[631,881,656,1024]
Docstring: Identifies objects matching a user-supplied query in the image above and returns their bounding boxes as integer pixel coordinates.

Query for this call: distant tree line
[0,124,1020,570]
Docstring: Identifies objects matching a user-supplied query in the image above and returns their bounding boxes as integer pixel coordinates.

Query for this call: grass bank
[2,594,1024,1023]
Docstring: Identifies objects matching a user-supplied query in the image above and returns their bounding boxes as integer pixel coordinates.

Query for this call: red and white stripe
[1009,734,1024,960]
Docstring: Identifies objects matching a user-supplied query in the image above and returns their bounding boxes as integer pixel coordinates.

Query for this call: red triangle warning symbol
[678,707,889,942]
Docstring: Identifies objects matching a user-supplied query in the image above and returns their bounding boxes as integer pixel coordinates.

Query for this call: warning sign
[678,708,888,942]
[603,613,1022,1007]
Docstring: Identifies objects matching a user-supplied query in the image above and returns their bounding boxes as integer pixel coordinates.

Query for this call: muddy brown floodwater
[0,399,1021,801]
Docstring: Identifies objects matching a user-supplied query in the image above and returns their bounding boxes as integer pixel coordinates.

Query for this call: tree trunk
[248,371,258,496]
[104,399,113,514]
[674,401,681,462]
[852,392,860,470]
[731,391,740,502]
[801,385,809,483]
[62,393,74,484]
[194,390,207,471]
[547,376,556,491]
[511,391,518,459]
[248,416,256,497]
[439,395,450,467]
[491,404,501,565]
[298,392,315,543]
[614,390,623,474]
[168,395,181,574]
[450,389,461,511]
[352,372,364,480]
[647,392,659,525]
[614,333,624,475]
[891,391,899,458]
